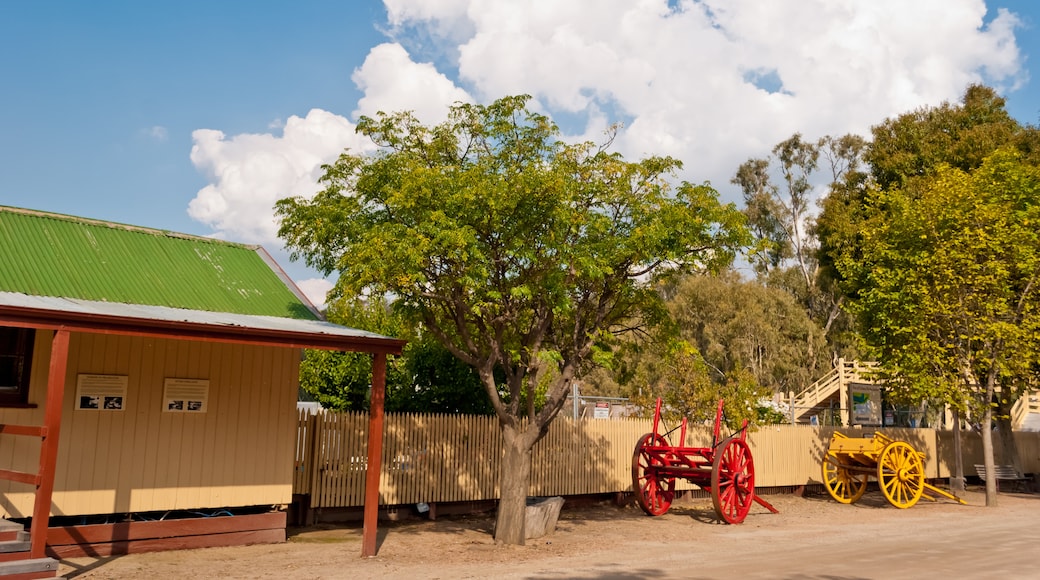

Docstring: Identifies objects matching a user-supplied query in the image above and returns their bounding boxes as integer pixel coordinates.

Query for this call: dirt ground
[59,487,1040,579]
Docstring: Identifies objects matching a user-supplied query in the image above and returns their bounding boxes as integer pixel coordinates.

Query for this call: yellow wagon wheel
[821,455,868,504]
[877,441,925,508]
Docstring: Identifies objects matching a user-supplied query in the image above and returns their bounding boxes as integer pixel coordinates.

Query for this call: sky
[2,0,1038,306]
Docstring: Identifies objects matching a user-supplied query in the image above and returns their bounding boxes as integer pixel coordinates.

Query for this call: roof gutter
[0,304,406,355]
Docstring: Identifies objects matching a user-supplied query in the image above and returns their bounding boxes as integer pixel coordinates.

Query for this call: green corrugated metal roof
[0,206,319,320]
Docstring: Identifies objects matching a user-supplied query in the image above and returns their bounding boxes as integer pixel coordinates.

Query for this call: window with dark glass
[0,327,35,405]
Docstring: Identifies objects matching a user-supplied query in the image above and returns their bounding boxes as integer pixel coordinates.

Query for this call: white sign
[163,378,209,413]
[593,402,610,419]
[76,374,127,411]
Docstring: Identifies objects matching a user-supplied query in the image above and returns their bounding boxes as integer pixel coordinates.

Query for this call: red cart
[632,398,778,524]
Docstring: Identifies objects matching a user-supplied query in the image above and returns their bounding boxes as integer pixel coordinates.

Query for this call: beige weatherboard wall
[0,330,299,518]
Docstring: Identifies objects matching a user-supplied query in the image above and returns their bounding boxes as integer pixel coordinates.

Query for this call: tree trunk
[982,372,997,507]
[821,295,843,337]
[951,412,965,494]
[494,423,534,545]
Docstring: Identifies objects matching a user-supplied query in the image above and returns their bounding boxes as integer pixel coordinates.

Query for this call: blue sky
[1,1,383,233]
[2,0,1038,302]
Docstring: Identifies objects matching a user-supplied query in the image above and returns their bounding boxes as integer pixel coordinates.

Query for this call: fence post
[304,411,320,524]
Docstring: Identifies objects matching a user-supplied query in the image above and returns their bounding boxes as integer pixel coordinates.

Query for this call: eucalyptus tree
[605,272,821,428]
[733,134,866,362]
[732,134,819,282]
[276,95,749,544]
[628,339,773,430]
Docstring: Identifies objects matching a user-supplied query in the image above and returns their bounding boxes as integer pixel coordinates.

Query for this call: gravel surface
[59,487,1040,579]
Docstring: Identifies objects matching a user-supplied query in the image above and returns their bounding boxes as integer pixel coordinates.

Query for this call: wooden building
[0,206,404,577]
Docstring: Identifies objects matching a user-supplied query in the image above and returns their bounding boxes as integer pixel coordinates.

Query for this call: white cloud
[188,44,472,250]
[188,108,370,245]
[352,42,473,124]
[388,0,1025,191]
[383,0,469,25]
[145,125,168,142]
[188,0,1026,286]
[382,0,474,47]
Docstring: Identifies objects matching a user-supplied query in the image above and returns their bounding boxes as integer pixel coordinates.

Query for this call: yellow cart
[821,432,965,508]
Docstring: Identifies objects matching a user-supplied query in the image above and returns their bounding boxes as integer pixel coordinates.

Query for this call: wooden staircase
[0,520,59,579]
[0,331,70,579]
[789,359,877,425]
[1012,392,1040,431]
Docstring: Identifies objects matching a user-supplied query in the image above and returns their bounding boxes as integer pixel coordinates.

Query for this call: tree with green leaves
[822,86,1036,286]
[395,333,495,414]
[819,85,1040,502]
[276,95,749,544]
[592,272,821,426]
[839,150,1040,506]
[298,296,409,411]
[733,134,819,283]
[866,85,1037,191]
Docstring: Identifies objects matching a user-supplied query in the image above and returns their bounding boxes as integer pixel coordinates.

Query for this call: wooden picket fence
[293,409,1039,508]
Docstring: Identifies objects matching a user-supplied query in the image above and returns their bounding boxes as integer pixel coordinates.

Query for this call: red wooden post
[31,329,70,559]
[361,352,387,558]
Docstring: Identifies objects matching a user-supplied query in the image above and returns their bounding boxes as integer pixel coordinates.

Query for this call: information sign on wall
[850,383,881,426]
[76,374,128,411]
[163,378,209,413]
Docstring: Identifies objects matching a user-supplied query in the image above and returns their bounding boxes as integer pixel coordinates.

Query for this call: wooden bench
[974,464,1032,492]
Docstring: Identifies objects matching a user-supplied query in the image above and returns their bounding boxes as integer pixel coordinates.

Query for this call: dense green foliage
[397,334,495,414]
[843,151,1040,408]
[629,340,771,430]
[821,86,1040,404]
[586,272,819,427]
[298,296,408,411]
[866,85,1039,191]
[660,273,827,394]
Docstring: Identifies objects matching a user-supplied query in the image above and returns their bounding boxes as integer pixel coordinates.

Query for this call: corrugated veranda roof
[0,206,319,320]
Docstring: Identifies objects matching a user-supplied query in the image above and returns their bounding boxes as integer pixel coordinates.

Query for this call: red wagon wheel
[710,435,755,524]
[632,433,675,516]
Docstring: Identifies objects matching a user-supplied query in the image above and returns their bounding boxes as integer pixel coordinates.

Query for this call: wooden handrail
[789,360,881,424]
[793,360,879,406]
[0,467,41,486]
[0,424,47,437]
[0,423,44,485]
[1011,392,1040,428]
